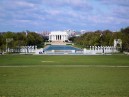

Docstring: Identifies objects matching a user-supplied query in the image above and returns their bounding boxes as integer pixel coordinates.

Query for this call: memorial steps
[51,41,66,45]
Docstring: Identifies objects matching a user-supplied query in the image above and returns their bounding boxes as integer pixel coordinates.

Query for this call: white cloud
[0,0,129,31]
[14,1,35,8]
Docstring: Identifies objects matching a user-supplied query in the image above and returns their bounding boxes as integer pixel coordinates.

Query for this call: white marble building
[49,31,68,42]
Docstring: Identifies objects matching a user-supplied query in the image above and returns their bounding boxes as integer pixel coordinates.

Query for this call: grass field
[0,55,129,97]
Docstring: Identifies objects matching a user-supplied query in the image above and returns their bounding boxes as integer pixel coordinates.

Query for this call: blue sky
[0,0,129,32]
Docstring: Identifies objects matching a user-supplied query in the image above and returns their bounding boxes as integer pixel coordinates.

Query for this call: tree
[121,27,129,51]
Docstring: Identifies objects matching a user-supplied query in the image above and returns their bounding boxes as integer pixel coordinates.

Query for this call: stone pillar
[52,35,53,41]
[83,48,86,54]
[64,35,66,40]
[51,35,53,40]
[54,35,55,41]
[64,35,65,41]
[62,35,64,41]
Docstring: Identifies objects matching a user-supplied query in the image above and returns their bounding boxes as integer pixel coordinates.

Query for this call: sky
[0,0,129,32]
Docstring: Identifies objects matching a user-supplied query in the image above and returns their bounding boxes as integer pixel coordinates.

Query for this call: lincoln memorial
[49,31,68,42]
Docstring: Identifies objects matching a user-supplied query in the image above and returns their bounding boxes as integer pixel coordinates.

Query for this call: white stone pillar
[62,35,64,41]
[62,35,63,41]
[52,35,53,41]
[53,35,54,41]
[64,35,66,40]
[83,48,86,54]
[54,35,56,40]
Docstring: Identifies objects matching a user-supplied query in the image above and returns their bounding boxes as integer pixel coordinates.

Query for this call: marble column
[61,35,62,41]
[52,35,53,41]
[54,35,56,41]
[63,35,64,41]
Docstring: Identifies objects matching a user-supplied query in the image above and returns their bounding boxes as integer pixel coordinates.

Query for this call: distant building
[40,31,50,36]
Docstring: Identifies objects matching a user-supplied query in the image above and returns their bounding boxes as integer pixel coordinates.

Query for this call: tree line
[0,27,129,53]
[72,27,129,52]
[0,31,44,52]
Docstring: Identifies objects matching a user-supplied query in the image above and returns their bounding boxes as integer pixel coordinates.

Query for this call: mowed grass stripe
[0,55,129,66]
[0,65,129,68]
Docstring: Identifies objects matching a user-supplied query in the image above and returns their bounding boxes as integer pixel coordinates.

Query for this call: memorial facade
[49,31,68,42]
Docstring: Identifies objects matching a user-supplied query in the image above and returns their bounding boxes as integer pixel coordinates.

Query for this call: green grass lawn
[0,54,129,66]
[0,55,129,97]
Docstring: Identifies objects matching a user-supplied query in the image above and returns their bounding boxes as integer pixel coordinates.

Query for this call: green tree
[121,27,129,51]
